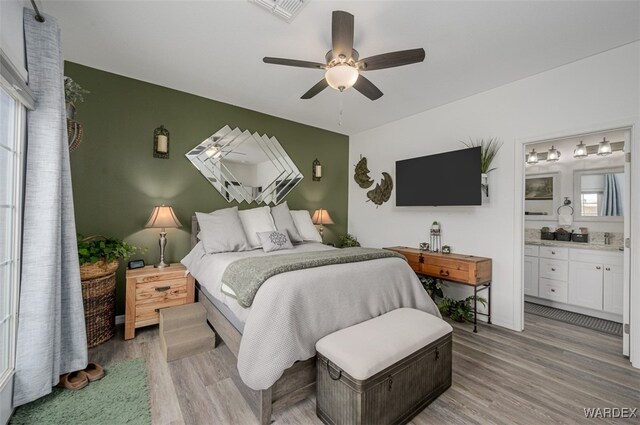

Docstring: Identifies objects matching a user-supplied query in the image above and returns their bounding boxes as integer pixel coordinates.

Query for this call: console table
[385,246,492,332]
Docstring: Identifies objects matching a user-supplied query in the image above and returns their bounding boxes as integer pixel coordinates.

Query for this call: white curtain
[13,8,87,406]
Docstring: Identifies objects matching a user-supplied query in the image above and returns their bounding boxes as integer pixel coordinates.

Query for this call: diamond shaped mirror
[186,125,303,204]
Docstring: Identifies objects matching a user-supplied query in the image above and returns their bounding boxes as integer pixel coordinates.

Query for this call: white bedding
[182,242,440,390]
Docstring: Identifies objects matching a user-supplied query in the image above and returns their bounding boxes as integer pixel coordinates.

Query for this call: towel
[558,212,573,227]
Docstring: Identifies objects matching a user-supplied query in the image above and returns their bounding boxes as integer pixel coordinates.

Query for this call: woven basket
[82,272,116,348]
[80,259,119,280]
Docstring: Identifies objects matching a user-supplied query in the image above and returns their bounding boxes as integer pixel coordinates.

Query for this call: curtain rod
[30,0,45,22]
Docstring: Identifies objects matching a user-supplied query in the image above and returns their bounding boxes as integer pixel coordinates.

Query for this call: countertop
[525,239,624,252]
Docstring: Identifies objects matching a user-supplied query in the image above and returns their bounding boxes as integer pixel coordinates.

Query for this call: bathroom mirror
[185,125,303,204]
[573,168,624,221]
[524,172,560,219]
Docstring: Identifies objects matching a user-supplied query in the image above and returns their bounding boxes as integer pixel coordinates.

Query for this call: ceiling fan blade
[301,79,329,99]
[332,11,354,60]
[357,48,426,71]
[263,57,326,70]
[353,75,383,100]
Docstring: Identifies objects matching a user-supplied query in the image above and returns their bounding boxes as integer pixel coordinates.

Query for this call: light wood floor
[90,315,639,425]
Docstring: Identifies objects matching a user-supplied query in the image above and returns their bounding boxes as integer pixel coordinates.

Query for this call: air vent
[251,0,309,22]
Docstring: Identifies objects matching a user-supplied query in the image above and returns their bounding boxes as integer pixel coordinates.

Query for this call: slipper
[56,370,89,390]
[83,362,105,382]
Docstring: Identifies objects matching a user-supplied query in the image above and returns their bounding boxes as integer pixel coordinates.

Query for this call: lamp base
[154,261,170,269]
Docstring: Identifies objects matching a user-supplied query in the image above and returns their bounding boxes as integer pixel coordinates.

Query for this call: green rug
[11,358,151,425]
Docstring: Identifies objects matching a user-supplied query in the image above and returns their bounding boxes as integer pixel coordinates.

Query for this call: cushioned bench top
[315,308,452,380]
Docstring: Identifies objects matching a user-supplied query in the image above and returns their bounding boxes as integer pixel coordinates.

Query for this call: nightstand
[124,263,195,340]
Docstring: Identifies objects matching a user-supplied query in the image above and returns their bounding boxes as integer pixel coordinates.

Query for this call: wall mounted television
[395,146,481,206]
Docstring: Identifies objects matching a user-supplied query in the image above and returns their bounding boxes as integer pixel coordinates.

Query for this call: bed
[183,216,440,424]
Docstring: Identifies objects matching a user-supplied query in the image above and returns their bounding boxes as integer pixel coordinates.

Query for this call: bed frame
[191,217,316,425]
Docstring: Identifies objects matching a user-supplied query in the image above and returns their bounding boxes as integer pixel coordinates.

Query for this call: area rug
[11,357,151,425]
[525,302,623,336]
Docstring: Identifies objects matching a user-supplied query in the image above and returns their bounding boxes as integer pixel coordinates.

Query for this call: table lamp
[145,205,182,268]
[311,208,334,240]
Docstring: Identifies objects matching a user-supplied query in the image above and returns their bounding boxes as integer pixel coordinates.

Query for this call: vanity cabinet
[525,244,623,320]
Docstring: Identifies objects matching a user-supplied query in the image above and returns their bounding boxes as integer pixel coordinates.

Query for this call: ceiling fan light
[526,149,539,164]
[547,146,561,162]
[573,141,587,158]
[325,64,359,91]
[597,138,612,156]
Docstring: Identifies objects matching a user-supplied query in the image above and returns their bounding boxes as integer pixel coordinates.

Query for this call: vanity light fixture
[597,137,612,156]
[573,141,587,158]
[526,149,539,164]
[546,146,560,162]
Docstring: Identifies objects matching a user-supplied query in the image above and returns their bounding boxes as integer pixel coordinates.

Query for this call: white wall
[0,0,27,78]
[348,42,640,331]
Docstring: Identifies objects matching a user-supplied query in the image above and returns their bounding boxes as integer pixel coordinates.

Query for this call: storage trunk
[316,333,452,425]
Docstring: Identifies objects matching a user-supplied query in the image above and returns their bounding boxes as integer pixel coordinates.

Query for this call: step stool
[159,303,215,362]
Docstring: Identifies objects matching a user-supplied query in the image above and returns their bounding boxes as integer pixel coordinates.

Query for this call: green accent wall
[65,62,349,315]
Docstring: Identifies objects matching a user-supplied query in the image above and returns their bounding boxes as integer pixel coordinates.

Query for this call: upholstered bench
[315,308,453,425]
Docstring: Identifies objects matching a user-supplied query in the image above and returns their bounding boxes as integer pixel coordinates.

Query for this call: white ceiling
[42,1,640,135]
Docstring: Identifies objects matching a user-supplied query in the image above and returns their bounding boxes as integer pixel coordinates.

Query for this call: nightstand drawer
[136,279,188,305]
[130,269,186,284]
[422,264,469,283]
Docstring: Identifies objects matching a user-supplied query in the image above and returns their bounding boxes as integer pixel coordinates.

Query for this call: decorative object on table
[338,233,361,248]
[366,172,393,207]
[419,242,429,251]
[419,276,443,301]
[442,245,451,254]
[430,221,441,252]
[353,156,374,189]
[312,158,322,181]
[77,234,144,348]
[525,176,554,200]
[461,137,503,197]
[555,228,572,242]
[185,125,302,204]
[438,296,487,323]
[145,205,183,268]
[540,226,555,240]
[571,233,589,243]
[128,259,146,270]
[311,208,334,240]
[153,125,170,159]
[64,76,89,152]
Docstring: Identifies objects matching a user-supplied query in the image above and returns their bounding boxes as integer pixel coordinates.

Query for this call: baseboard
[115,314,124,325]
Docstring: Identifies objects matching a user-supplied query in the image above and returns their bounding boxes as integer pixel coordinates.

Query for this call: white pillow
[238,206,276,248]
[195,208,251,253]
[257,230,294,253]
[290,210,323,243]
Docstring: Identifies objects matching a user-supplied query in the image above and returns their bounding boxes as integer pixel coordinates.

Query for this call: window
[0,85,25,393]
[580,192,601,217]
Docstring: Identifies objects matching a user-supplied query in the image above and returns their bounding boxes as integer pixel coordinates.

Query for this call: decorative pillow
[270,201,303,243]
[195,207,251,254]
[290,210,323,243]
[238,206,276,248]
[257,230,294,253]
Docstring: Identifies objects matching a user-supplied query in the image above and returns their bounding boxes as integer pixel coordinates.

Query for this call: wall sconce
[526,149,539,164]
[546,146,561,162]
[153,125,170,159]
[312,158,322,181]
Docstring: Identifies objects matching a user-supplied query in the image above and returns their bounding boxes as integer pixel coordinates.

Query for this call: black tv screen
[395,147,481,206]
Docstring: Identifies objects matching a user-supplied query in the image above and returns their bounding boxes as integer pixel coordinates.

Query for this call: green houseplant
[419,276,443,301]
[64,76,89,119]
[77,235,143,280]
[438,295,487,323]
[461,137,503,197]
[338,234,361,248]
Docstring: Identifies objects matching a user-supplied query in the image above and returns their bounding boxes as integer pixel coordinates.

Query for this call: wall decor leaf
[354,156,374,189]
[366,172,393,207]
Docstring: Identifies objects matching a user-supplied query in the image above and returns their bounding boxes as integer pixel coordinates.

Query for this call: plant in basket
[77,235,144,280]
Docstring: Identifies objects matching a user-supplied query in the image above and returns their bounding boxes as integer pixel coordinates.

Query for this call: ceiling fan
[263,10,425,101]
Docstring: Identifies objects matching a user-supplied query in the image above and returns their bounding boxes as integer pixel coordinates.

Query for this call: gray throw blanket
[222,247,405,307]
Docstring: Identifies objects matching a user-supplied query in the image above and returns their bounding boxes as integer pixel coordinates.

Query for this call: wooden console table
[385,246,492,332]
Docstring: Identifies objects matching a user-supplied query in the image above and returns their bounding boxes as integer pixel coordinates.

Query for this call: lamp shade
[573,141,587,158]
[145,205,182,229]
[597,138,612,156]
[546,146,561,162]
[311,208,334,225]
[526,149,539,164]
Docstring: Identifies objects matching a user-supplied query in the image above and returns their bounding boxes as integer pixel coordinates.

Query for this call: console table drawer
[423,264,470,283]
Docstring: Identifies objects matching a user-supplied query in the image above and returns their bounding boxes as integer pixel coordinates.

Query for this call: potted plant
[64,76,89,120]
[431,221,440,231]
[338,233,361,248]
[438,295,487,323]
[419,276,443,301]
[461,137,503,197]
[77,235,143,280]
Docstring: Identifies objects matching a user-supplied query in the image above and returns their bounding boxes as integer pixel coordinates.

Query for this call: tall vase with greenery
[64,76,89,119]
[461,137,503,197]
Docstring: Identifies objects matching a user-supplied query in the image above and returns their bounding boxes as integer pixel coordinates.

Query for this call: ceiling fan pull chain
[338,90,344,126]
